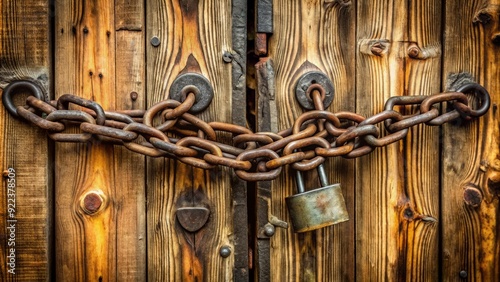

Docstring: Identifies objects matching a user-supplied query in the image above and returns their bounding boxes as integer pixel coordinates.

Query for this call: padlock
[285,164,349,233]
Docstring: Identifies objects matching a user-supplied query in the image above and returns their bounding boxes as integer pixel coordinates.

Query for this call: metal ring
[2,80,45,118]
[456,83,491,117]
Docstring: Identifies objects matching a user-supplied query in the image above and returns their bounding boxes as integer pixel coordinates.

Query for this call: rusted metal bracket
[232,0,249,280]
[176,207,210,233]
[256,0,272,34]
[255,0,273,55]
[254,58,288,281]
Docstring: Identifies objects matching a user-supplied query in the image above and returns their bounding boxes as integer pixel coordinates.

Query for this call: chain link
[1,80,490,181]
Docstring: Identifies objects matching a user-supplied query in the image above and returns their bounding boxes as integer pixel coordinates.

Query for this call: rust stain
[315,192,329,214]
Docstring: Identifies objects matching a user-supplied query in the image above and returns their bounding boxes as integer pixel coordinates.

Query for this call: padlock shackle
[295,164,329,194]
[317,164,328,187]
[295,170,305,194]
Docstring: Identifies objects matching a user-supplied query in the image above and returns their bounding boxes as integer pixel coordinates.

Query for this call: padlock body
[286,183,349,233]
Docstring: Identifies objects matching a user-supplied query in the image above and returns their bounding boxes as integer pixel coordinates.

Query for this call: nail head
[151,36,161,47]
[130,91,138,101]
[219,246,231,258]
[264,224,275,237]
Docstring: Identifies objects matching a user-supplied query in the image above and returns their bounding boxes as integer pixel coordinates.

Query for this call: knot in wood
[463,185,482,207]
[491,33,500,46]
[473,11,492,25]
[403,207,415,220]
[370,42,387,56]
[408,45,421,59]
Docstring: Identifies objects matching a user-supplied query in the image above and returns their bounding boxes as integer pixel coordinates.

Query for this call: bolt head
[81,191,105,214]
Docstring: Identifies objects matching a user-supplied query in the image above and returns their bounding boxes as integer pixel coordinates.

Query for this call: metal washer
[294,71,335,110]
[169,73,214,113]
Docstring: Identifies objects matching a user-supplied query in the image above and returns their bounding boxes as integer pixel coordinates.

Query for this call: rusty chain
[1,80,490,181]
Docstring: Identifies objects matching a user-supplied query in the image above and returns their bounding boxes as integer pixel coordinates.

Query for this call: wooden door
[1,0,499,281]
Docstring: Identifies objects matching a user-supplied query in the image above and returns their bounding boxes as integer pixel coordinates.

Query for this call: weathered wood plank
[146,0,234,280]
[0,0,51,280]
[355,0,408,280]
[402,0,442,280]
[54,0,146,280]
[115,0,147,280]
[267,1,356,280]
[442,1,500,280]
[54,1,115,280]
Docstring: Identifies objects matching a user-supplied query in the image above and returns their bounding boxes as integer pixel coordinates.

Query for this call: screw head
[219,246,231,258]
[459,270,467,278]
[150,36,161,47]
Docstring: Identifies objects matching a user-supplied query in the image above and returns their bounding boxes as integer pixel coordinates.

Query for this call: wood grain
[0,0,51,280]
[146,0,234,280]
[115,0,147,280]
[403,0,441,280]
[268,1,356,280]
[442,0,500,280]
[355,0,408,280]
[54,0,146,280]
[2,1,499,280]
